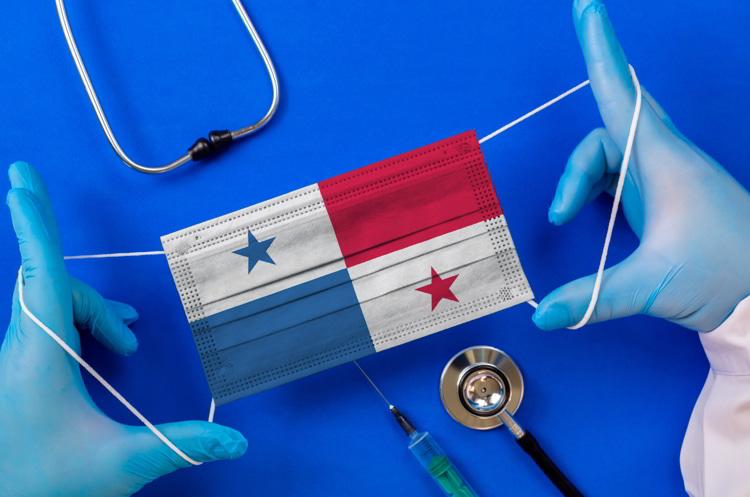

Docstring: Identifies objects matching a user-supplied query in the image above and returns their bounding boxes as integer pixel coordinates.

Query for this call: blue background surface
[1,1,748,496]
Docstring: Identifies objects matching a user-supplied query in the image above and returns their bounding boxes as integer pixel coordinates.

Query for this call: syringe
[354,362,479,497]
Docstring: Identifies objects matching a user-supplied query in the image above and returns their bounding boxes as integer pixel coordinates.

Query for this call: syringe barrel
[408,431,479,497]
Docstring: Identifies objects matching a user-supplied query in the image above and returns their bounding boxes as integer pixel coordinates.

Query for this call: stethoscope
[55,0,280,174]
[440,346,585,497]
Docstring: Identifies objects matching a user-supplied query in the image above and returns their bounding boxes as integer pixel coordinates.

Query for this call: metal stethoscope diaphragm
[441,346,585,497]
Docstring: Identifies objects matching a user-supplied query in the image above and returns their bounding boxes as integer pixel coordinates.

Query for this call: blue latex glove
[0,162,247,497]
[532,0,750,332]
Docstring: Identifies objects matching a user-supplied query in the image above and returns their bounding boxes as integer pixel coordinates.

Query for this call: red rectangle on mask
[318,130,502,267]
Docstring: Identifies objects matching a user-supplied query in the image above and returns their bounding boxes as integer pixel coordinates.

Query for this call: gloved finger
[71,278,139,356]
[6,187,66,289]
[548,127,622,226]
[127,421,248,481]
[573,0,636,144]
[5,190,78,358]
[532,251,663,330]
[8,161,60,246]
[6,164,79,355]
[7,162,65,284]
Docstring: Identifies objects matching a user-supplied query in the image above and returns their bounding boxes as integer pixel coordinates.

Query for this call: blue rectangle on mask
[197,269,374,404]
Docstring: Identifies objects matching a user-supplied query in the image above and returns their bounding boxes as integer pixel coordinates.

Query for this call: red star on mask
[416,267,459,310]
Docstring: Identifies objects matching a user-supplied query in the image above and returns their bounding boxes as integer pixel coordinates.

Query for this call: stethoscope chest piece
[440,345,585,497]
[440,345,524,430]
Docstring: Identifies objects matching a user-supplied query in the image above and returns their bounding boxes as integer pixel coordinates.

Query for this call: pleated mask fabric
[161,130,533,405]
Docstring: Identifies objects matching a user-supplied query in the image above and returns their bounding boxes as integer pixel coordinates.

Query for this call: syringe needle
[353,361,479,496]
[353,360,392,408]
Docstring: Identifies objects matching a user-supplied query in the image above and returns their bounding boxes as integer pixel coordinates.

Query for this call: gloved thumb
[573,0,636,146]
[126,421,248,482]
[532,252,660,330]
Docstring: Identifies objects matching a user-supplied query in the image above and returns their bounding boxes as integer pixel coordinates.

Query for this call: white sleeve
[681,296,750,497]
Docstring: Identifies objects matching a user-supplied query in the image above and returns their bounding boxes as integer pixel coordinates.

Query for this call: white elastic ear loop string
[18,251,209,467]
[479,79,591,144]
[565,66,642,330]
[16,267,201,466]
[62,252,219,419]
[480,66,642,330]
[208,399,216,423]
[63,250,165,260]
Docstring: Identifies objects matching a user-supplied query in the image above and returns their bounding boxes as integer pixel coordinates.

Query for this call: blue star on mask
[233,231,276,273]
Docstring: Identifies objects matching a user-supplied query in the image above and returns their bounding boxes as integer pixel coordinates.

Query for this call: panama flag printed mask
[162,130,534,405]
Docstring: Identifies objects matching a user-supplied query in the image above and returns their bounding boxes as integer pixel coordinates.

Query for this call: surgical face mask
[161,130,533,405]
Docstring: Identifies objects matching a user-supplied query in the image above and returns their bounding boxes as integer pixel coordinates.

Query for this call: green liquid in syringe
[428,454,479,497]
[408,430,479,497]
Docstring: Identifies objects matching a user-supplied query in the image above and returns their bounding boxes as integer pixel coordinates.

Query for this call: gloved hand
[532,0,750,332]
[0,162,247,497]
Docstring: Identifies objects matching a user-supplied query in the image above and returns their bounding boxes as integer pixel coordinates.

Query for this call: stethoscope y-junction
[55,0,280,174]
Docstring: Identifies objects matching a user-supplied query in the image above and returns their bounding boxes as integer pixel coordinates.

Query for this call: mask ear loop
[480,65,643,330]
[33,253,221,453]
[16,262,204,467]
[564,66,642,330]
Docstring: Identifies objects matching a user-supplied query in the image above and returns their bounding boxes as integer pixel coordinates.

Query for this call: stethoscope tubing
[500,411,584,497]
[55,0,280,174]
